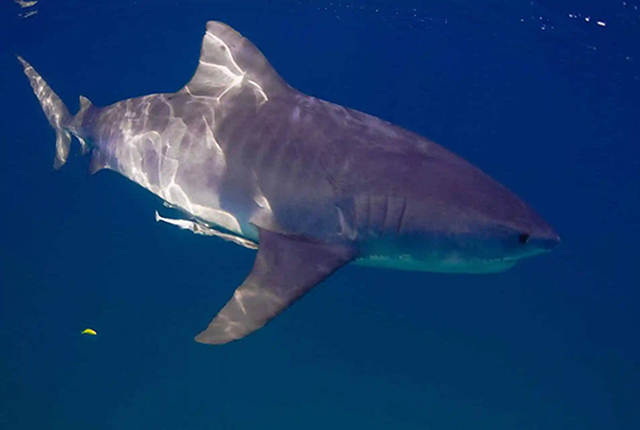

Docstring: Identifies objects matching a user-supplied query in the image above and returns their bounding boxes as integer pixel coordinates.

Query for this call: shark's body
[20,22,559,344]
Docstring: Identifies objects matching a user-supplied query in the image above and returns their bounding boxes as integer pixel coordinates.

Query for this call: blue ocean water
[1,0,638,428]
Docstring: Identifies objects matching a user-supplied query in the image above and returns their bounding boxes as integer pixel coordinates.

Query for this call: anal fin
[195,228,356,344]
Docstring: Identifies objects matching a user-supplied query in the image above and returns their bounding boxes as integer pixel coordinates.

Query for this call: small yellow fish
[81,328,97,336]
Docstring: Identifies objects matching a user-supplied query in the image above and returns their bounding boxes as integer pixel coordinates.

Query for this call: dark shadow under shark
[19,21,560,344]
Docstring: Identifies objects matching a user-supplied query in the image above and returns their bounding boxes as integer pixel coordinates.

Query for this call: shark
[19,21,560,344]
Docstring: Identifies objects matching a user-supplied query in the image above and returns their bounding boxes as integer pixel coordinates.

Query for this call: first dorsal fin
[182,21,290,102]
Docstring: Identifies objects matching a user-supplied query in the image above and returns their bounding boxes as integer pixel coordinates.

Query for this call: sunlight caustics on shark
[20,21,560,344]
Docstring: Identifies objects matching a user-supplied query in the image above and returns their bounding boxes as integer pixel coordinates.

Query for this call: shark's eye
[518,233,530,244]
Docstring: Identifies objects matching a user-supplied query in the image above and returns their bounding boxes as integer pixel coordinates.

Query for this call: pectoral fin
[195,228,356,345]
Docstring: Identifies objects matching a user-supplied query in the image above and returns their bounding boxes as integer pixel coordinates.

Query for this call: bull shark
[19,21,560,344]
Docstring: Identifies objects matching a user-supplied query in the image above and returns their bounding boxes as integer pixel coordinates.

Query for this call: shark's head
[407,159,561,274]
[433,213,561,273]
[357,147,562,274]
[393,202,560,274]
[356,189,560,274]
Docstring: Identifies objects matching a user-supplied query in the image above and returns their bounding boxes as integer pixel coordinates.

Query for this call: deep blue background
[1,1,639,429]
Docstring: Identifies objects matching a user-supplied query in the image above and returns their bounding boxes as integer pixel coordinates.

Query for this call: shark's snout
[526,226,561,251]
[505,202,560,256]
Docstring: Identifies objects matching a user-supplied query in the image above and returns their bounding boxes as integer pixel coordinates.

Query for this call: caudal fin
[18,56,72,169]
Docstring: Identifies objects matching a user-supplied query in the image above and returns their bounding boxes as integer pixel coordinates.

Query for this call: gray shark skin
[20,21,559,344]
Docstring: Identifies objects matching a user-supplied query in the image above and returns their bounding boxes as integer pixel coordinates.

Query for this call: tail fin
[18,56,73,169]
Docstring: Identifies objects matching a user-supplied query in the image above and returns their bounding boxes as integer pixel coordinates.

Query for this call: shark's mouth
[353,253,520,274]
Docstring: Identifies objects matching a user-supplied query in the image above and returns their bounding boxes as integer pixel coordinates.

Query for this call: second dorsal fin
[182,21,290,102]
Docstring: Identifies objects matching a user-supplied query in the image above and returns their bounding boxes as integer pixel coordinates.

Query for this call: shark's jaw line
[354,254,519,274]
